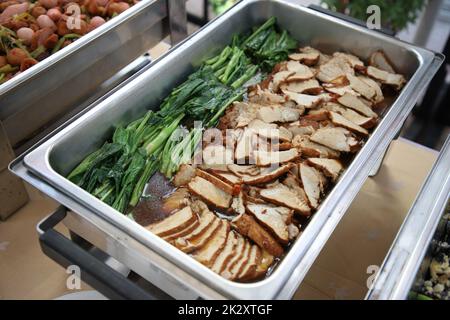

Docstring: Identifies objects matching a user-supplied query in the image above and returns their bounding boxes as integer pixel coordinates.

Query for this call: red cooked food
[0,0,139,83]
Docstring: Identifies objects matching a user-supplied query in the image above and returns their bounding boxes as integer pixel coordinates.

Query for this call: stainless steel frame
[0,0,187,150]
[11,0,444,299]
[367,135,450,300]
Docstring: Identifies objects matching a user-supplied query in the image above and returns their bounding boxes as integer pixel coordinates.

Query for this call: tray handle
[307,4,395,37]
[38,206,169,300]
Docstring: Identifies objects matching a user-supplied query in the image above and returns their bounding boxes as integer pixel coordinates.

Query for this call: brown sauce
[131,172,176,226]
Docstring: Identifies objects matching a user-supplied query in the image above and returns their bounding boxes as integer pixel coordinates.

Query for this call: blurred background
[187,0,450,150]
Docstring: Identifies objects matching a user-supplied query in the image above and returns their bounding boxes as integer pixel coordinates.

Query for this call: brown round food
[19,57,38,71]
[107,2,129,16]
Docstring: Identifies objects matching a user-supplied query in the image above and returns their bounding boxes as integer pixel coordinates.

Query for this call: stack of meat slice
[145,46,406,282]
[146,199,274,281]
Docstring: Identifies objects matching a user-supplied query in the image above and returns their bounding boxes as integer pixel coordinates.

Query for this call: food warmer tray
[367,134,450,300]
[10,0,444,299]
[0,0,187,151]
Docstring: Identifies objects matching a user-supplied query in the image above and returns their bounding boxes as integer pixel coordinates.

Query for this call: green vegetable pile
[67,17,297,213]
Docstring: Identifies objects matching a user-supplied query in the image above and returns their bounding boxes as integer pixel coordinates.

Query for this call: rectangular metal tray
[13,0,443,299]
[0,0,185,149]
[367,135,450,300]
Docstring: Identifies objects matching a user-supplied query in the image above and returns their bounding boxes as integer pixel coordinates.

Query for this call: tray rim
[13,0,445,299]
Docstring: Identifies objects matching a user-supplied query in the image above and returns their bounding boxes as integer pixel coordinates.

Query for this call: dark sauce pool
[131,172,177,226]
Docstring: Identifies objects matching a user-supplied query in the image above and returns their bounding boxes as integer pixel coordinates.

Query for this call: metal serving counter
[367,135,450,300]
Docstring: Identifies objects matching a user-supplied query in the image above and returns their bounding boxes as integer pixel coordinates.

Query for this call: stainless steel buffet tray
[367,135,450,300]
[11,0,443,299]
[0,0,186,150]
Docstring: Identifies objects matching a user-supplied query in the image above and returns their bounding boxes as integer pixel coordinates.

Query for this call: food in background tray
[412,210,450,300]
[0,0,138,83]
[67,17,407,282]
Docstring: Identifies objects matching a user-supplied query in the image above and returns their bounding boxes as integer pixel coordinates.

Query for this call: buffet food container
[10,0,444,299]
[367,135,450,300]
[0,0,186,150]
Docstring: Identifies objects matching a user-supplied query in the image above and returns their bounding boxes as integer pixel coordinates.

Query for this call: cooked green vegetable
[241,17,297,71]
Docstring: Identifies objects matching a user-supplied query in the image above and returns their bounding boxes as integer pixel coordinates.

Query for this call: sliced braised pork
[195,169,236,195]
[288,49,320,66]
[310,127,360,152]
[260,182,311,215]
[211,231,238,274]
[173,164,196,187]
[306,158,343,182]
[300,163,325,209]
[282,89,324,109]
[253,148,299,166]
[337,93,378,118]
[241,163,294,185]
[292,134,341,158]
[316,56,354,83]
[146,206,197,237]
[192,220,230,267]
[236,245,262,281]
[329,111,369,136]
[285,61,315,80]
[366,66,406,90]
[369,50,396,73]
[175,216,221,253]
[347,73,376,100]
[231,213,284,257]
[257,106,301,123]
[246,202,290,244]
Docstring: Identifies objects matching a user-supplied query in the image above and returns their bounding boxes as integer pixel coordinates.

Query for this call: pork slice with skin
[321,102,377,129]
[300,163,325,209]
[253,148,299,166]
[280,79,322,95]
[260,183,311,216]
[188,176,232,209]
[292,134,341,158]
[231,213,284,257]
[288,50,320,66]
[173,164,196,187]
[316,56,354,83]
[146,206,197,237]
[285,61,315,80]
[257,105,301,123]
[337,93,378,118]
[236,245,262,281]
[329,111,369,136]
[241,163,294,185]
[346,73,376,100]
[211,231,238,274]
[175,217,221,253]
[192,220,230,267]
[246,202,290,244]
[310,127,360,152]
[306,158,343,182]
[282,89,323,109]
[366,66,406,90]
